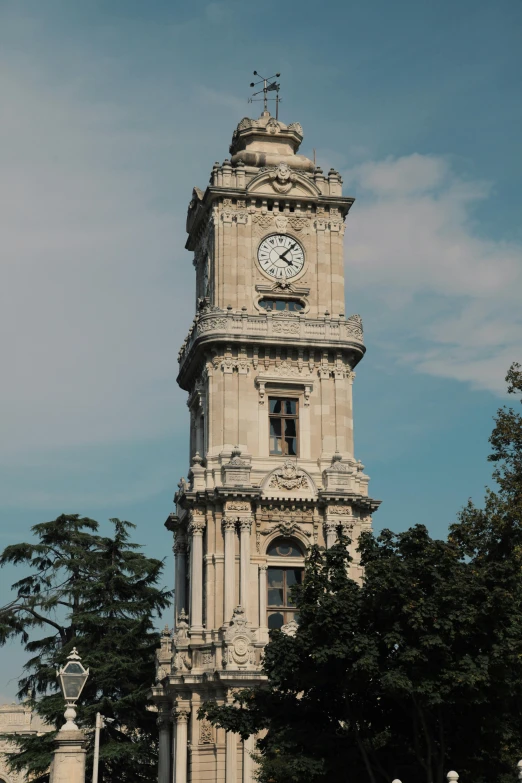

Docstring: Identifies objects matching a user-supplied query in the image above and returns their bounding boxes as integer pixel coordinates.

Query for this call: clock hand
[277,247,295,265]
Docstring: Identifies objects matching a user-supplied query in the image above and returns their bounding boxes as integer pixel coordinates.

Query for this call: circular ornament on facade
[231,634,252,665]
[257,233,305,281]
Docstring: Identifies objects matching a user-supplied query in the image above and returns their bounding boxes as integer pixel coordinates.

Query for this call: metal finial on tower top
[249,71,281,119]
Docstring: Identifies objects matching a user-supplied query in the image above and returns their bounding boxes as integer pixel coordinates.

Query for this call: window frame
[266,565,304,629]
[265,536,306,630]
[258,298,304,313]
[268,396,299,457]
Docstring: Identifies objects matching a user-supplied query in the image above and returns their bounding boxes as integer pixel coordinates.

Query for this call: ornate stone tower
[151,111,380,783]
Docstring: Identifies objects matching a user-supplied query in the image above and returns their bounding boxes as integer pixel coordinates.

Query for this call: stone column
[225,729,237,783]
[324,521,337,549]
[49,728,87,783]
[175,710,190,783]
[259,565,268,629]
[171,712,177,783]
[189,517,205,632]
[174,537,187,626]
[239,518,252,619]
[222,518,236,623]
[157,710,172,783]
[243,734,255,783]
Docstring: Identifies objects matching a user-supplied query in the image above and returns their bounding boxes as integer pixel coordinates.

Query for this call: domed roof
[229,111,313,173]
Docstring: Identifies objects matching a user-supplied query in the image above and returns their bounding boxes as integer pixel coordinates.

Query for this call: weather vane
[249,71,281,119]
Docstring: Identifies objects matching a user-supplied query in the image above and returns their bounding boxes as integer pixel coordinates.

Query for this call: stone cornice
[177,309,364,389]
[185,184,354,249]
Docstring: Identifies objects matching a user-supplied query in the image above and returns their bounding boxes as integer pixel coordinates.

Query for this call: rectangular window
[267,566,303,629]
[269,397,299,456]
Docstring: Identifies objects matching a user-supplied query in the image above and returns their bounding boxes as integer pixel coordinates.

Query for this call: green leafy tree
[0,515,172,782]
[201,364,522,783]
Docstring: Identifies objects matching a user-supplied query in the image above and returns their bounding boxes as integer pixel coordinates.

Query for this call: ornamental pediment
[247,163,321,198]
[261,461,317,500]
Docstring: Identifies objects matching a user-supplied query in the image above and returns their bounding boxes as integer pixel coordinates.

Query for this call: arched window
[259,298,304,313]
[266,537,305,630]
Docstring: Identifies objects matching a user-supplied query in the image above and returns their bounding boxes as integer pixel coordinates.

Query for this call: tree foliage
[0,515,172,782]
[201,364,522,783]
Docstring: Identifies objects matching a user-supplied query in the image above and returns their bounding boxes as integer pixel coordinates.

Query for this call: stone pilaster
[222,518,236,623]
[239,517,252,619]
[258,564,268,630]
[173,537,187,628]
[157,709,172,783]
[324,521,338,549]
[225,729,237,783]
[189,514,205,632]
[175,709,190,783]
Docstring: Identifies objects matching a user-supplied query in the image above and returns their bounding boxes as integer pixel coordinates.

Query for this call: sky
[1,0,521,702]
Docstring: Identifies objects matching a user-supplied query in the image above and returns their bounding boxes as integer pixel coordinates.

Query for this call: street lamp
[56,648,89,731]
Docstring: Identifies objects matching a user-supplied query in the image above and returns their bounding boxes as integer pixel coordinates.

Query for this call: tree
[0,514,172,782]
[201,364,522,783]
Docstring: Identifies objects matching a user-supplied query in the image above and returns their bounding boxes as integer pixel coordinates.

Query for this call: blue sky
[1,0,521,701]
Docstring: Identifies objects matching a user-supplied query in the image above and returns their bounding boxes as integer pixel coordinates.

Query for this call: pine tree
[0,515,172,782]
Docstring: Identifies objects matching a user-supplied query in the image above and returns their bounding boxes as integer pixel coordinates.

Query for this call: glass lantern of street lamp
[56,648,89,731]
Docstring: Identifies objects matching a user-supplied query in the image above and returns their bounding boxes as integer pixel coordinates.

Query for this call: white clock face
[257,234,305,280]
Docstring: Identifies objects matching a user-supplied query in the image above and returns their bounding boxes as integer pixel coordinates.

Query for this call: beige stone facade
[0,703,52,783]
[152,110,380,783]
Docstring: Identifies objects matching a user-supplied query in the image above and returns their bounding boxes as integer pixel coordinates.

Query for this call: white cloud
[344,154,522,394]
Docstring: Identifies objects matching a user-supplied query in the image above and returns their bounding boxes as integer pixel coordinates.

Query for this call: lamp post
[50,648,89,783]
[56,647,90,730]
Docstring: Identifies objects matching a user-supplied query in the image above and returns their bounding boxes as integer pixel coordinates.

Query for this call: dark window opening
[269,397,298,456]
[259,298,304,312]
[267,566,303,629]
[267,538,303,557]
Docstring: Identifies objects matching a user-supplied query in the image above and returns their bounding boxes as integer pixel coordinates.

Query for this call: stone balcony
[177,307,365,382]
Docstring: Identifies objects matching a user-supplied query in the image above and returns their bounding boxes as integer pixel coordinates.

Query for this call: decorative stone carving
[272,318,300,335]
[173,535,188,554]
[271,360,306,377]
[176,710,190,724]
[237,117,254,131]
[322,452,355,490]
[326,505,352,516]
[222,606,256,669]
[155,625,173,681]
[261,518,310,540]
[201,650,213,665]
[274,214,288,232]
[222,447,252,487]
[287,121,303,135]
[268,461,310,491]
[174,609,190,642]
[188,512,206,535]
[288,215,310,232]
[280,619,299,637]
[199,719,214,744]
[225,500,251,512]
[173,650,192,673]
[197,316,227,334]
[330,452,351,471]
[268,162,298,194]
[239,518,252,532]
[345,314,363,340]
[252,213,274,236]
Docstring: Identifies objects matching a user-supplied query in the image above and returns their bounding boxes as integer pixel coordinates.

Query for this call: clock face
[257,234,305,280]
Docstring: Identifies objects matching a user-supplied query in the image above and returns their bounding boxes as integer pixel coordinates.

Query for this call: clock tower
[152,110,380,783]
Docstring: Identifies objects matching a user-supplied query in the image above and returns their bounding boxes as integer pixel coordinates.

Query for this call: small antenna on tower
[249,71,281,118]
